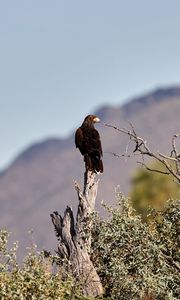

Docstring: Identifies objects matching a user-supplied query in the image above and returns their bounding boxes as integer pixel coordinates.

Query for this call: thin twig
[104,123,180,183]
[105,151,131,158]
[160,251,180,271]
[158,152,177,161]
[137,162,170,175]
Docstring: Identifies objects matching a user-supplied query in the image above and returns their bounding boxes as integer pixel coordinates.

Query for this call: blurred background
[0,0,180,169]
[0,0,180,257]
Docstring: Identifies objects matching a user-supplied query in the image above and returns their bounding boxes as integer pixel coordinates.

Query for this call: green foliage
[0,230,89,300]
[0,195,179,299]
[130,161,179,219]
[91,194,180,300]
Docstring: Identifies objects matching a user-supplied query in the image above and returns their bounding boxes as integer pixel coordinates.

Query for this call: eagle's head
[84,115,101,123]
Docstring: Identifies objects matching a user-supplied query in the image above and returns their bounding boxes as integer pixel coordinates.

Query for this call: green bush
[0,230,88,300]
[91,194,180,300]
[130,161,179,220]
[0,195,179,299]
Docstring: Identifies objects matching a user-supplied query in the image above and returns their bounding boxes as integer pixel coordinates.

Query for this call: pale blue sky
[0,0,180,169]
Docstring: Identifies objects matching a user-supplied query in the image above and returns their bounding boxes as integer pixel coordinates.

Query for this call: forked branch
[105,123,180,183]
[51,170,103,298]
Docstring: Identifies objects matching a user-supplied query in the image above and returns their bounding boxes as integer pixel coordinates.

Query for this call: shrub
[0,195,179,299]
[0,230,89,300]
[130,161,179,220]
[91,194,180,300]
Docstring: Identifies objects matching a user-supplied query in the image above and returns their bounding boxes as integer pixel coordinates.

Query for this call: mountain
[0,86,180,257]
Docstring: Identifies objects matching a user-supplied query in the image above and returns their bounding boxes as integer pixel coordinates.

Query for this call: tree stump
[50,170,103,297]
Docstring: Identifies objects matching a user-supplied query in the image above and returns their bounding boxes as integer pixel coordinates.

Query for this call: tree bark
[50,170,103,298]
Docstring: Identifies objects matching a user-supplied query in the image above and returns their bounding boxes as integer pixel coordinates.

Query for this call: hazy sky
[0,0,180,169]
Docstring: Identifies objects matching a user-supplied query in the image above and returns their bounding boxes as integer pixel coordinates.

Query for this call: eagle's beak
[93,117,101,123]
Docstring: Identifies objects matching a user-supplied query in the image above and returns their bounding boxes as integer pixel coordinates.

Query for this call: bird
[75,115,103,173]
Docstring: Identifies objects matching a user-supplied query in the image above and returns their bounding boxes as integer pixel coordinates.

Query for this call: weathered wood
[51,170,103,297]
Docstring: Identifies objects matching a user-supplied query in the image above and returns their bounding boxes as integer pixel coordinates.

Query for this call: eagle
[75,115,103,173]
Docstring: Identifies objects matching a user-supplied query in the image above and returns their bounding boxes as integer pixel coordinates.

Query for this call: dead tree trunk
[50,170,103,298]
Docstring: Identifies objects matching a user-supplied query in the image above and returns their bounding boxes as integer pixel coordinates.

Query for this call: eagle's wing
[98,136,103,157]
[97,135,103,157]
[91,129,103,157]
[75,127,84,148]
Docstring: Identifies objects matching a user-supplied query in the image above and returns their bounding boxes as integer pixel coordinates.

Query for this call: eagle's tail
[84,153,103,174]
[92,157,103,174]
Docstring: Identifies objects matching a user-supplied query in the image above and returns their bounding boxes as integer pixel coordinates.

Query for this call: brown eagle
[75,115,103,173]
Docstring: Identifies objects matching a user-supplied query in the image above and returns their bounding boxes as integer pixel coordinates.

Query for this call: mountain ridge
[2,85,180,172]
[121,86,180,116]
[0,85,179,257]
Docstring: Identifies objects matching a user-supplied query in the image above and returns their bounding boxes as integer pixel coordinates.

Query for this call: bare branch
[105,151,131,158]
[160,251,180,272]
[51,170,103,297]
[137,162,170,175]
[105,123,180,183]
[158,152,177,161]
